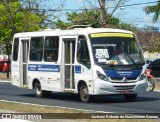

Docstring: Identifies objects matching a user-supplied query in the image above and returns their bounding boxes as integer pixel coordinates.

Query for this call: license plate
[119,90,130,94]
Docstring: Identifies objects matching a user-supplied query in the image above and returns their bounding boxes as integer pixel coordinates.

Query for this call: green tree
[0,0,45,78]
[0,0,45,53]
[55,10,136,32]
[83,0,129,27]
[66,10,103,27]
[144,0,160,22]
[54,10,120,28]
[55,20,71,29]
[0,0,45,43]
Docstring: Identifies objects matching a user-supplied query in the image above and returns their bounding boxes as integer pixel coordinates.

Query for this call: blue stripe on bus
[28,64,60,72]
[104,69,142,78]
[75,65,81,73]
[28,64,81,73]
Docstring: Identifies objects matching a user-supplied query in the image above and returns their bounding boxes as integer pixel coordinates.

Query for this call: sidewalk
[0,73,11,82]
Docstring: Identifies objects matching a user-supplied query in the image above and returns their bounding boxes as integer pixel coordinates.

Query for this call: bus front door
[21,40,29,87]
[62,38,76,92]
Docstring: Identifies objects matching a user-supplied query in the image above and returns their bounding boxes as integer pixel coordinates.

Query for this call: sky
[63,0,160,28]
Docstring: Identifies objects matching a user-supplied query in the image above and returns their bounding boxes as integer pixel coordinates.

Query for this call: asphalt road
[0,82,160,113]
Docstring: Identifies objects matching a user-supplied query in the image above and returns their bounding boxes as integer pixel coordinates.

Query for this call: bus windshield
[90,33,145,65]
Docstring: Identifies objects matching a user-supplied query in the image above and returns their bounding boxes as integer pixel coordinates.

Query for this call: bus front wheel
[79,84,90,102]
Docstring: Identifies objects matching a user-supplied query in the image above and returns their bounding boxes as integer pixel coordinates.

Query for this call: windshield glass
[90,33,145,65]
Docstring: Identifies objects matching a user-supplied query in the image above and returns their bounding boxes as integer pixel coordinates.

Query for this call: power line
[116,0,159,8]
[22,0,159,12]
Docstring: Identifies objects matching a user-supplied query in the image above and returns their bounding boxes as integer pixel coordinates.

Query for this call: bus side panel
[11,38,21,87]
[42,72,61,92]
[74,65,94,94]
[27,64,61,92]
[11,62,20,87]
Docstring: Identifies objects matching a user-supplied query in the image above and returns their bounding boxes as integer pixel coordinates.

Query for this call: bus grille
[113,85,136,91]
[109,77,137,83]
[110,77,137,80]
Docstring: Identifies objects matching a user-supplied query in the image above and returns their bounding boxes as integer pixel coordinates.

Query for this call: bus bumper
[93,78,148,95]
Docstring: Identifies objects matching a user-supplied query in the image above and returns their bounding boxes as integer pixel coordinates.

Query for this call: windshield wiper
[123,52,138,68]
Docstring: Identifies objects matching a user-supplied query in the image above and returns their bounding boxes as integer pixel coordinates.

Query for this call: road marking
[0,80,10,83]
[0,100,110,113]
[154,90,160,92]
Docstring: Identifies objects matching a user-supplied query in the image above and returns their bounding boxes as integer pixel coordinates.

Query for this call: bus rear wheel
[35,82,52,98]
[35,82,44,98]
[79,84,90,102]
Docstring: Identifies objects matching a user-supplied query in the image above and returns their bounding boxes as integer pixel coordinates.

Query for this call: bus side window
[77,36,91,69]
[44,36,59,62]
[30,37,44,61]
[13,38,19,61]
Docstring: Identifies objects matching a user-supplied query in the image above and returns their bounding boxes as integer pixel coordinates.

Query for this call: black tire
[35,82,52,98]
[35,82,44,98]
[147,78,155,92]
[124,94,137,101]
[79,84,90,102]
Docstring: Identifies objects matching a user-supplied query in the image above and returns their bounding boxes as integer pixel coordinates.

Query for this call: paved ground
[0,77,160,121]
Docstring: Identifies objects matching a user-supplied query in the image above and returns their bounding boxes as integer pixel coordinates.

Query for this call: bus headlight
[96,71,108,81]
[139,72,147,81]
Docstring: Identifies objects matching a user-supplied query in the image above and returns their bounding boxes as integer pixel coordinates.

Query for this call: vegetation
[0,0,65,53]
[142,0,160,52]
[0,0,45,57]
[0,0,160,54]
[0,0,45,40]
[136,31,160,52]
[144,0,160,22]
[55,10,136,31]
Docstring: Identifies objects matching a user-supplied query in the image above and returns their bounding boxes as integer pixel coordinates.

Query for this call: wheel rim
[82,87,88,99]
[148,82,152,90]
[80,85,89,101]
[36,83,41,95]
[147,79,154,91]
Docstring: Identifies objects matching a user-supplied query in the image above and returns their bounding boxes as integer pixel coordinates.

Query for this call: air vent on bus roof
[68,25,92,29]
[44,28,61,31]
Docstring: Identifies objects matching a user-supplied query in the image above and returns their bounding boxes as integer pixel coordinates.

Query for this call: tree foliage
[137,31,160,52]
[144,0,160,22]
[0,0,45,43]
[66,10,121,28]
[55,9,136,32]
[83,0,130,27]
[0,0,46,63]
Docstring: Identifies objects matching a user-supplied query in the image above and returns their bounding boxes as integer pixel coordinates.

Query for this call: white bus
[11,26,148,102]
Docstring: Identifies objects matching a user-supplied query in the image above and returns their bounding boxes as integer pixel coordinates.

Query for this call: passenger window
[13,38,19,61]
[30,37,44,61]
[77,36,91,69]
[44,36,59,62]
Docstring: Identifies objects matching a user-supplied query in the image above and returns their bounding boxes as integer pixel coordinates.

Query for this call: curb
[0,80,10,83]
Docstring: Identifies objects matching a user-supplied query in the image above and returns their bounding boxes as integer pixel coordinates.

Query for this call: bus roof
[14,27,133,38]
